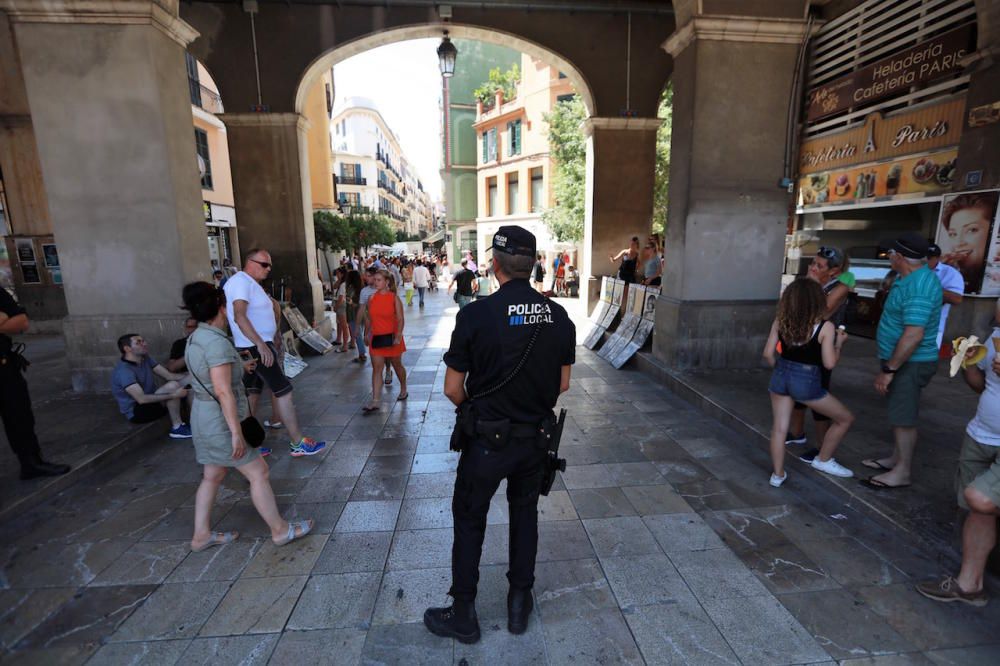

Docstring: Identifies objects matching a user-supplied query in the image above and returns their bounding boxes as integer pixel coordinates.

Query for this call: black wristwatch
[880,363,897,374]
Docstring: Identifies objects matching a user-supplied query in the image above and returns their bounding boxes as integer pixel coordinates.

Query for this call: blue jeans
[768,357,826,402]
[417,287,426,305]
[457,295,474,309]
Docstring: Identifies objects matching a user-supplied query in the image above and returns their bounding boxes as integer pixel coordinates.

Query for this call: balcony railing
[192,83,224,114]
[336,175,367,186]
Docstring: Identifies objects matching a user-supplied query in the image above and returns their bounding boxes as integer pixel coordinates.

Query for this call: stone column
[654,12,810,369]
[220,113,326,333]
[1,0,209,390]
[582,117,661,311]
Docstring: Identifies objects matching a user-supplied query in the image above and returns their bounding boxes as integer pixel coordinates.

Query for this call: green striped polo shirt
[876,265,943,362]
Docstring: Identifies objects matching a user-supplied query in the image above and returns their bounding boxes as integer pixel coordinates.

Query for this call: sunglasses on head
[817,246,839,260]
[249,258,272,269]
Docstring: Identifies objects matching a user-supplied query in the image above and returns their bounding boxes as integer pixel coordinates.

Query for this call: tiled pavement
[2,287,999,665]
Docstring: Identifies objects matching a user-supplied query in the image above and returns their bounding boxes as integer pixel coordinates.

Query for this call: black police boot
[20,459,71,480]
[423,598,480,644]
[507,587,533,635]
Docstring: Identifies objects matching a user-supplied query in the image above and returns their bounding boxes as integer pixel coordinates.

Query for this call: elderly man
[862,232,942,489]
[224,249,326,458]
[917,300,1000,607]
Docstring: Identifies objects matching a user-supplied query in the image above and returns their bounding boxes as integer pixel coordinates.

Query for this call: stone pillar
[582,118,661,312]
[220,113,326,330]
[1,0,210,390]
[654,12,810,369]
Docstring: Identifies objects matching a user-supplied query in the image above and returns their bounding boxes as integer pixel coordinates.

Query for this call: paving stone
[77,484,197,541]
[777,588,917,660]
[625,597,741,665]
[199,575,307,636]
[397,497,454,530]
[89,540,190,587]
[371,437,418,456]
[213,502,292,538]
[2,538,134,588]
[286,572,380,630]
[673,437,734,458]
[111,582,229,642]
[350,473,408,501]
[569,487,637,519]
[537,490,578,522]
[5,644,98,665]
[88,639,191,666]
[622,484,694,515]
[643,513,726,553]
[410,452,459,474]
[314,455,369,477]
[415,436,452,453]
[836,656,933,665]
[703,508,791,553]
[601,553,692,609]
[240,533,328,578]
[285,502,346,534]
[605,462,666,486]
[335,501,401,533]
[313,531,392,574]
[795,537,909,587]
[180,633,279,665]
[652,457,716,485]
[676,478,752,512]
[166,539,265,583]
[924,645,1000,665]
[372,567,452,625]
[738,540,839,594]
[755,503,848,544]
[0,588,77,650]
[583,516,662,559]
[540,607,643,664]
[668,548,770,601]
[296,476,357,503]
[560,464,616,489]
[386,528,452,571]
[405,471,456,498]
[361,622,453,664]
[701,595,831,665]
[362,454,413,476]
[16,585,155,649]
[453,613,547,665]
[537,520,596,561]
[268,628,367,665]
[534,558,616,616]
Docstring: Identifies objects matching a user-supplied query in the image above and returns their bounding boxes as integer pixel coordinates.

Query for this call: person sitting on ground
[165,317,197,374]
[181,281,312,553]
[111,333,191,438]
[916,299,1000,608]
[762,279,854,487]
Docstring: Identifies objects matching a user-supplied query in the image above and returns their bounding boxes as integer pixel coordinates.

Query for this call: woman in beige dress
[182,282,312,551]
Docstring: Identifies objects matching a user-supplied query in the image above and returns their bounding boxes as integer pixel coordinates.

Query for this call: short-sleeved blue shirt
[876,265,942,363]
[111,356,159,419]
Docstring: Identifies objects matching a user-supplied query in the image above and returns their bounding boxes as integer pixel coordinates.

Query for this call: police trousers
[0,353,41,466]
[450,436,548,602]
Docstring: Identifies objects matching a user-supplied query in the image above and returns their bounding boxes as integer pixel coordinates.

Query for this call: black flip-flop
[861,459,893,471]
[860,477,911,490]
[362,405,379,414]
[397,393,408,401]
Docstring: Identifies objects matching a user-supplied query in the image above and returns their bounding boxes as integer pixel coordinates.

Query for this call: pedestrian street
[1,286,998,665]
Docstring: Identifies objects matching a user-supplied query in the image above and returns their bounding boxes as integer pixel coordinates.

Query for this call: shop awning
[423,229,446,244]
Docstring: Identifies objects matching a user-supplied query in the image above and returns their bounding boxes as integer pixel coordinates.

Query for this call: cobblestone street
[2,287,999,665]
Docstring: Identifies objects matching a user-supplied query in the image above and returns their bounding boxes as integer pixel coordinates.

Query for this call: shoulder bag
[189,342,266,448]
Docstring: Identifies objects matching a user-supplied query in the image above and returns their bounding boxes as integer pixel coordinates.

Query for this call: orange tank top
[368,292,398,335]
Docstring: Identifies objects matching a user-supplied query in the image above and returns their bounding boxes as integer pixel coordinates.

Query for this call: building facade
[331,97,433,233]
[472,53,576,269]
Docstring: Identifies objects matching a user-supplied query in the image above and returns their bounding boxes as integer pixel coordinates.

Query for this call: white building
[331,97,432,233]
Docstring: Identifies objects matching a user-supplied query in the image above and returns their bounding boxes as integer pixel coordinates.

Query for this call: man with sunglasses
[224,250,326,458]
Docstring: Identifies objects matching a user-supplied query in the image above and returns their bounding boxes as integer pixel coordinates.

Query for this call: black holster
[537,411,567,496]
[450,401,476,452]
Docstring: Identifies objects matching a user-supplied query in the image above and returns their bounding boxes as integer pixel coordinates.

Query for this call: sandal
[397,393,408,401]
[860,477,911,490]
[362,404,380,414]
[861,459,893,471]
[273,519,313,546]
[191,531,239,552]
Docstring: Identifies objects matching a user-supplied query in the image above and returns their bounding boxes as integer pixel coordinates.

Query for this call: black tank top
[618,256,637,283]
[779,321,824,366]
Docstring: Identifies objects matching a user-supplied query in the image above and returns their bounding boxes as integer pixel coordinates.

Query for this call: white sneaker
[264,420,284,429]
[811,457,854,478]
[769,472,787,487]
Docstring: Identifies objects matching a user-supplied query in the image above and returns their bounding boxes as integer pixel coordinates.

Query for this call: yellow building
[472,55,575,267]
[302,69,337,212]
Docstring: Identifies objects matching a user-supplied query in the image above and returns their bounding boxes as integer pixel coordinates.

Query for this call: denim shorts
[768,357,827,402]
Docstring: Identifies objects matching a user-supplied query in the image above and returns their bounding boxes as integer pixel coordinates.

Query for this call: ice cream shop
[786,1,1000,342]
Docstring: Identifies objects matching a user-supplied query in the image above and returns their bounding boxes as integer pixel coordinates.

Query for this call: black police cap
[492,225,536,257]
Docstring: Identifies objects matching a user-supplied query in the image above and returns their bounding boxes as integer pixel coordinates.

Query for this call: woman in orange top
[362,270,408,412]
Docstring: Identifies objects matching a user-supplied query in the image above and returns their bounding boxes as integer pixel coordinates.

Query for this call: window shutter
[355,164,362,179]
[515,121,522,155]
[482,132,488,163]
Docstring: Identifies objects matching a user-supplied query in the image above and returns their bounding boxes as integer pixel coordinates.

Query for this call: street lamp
[437,31,457,78]
[340,204,352,216]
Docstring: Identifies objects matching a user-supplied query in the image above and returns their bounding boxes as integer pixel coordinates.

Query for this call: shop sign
[939,189,1000,296]
[798,147,958,208]
[800,97,966,175]
[807,24,975,122]
[203,201,212,222]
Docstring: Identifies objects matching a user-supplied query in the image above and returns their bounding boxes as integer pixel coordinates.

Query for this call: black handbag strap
[188,340,254,415]
[470,323,542,401]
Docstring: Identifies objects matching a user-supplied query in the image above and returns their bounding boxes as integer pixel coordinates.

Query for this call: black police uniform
[442,276,575,605]
[0,289,66,478]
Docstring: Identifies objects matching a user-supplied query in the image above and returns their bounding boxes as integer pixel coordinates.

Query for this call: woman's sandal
[273,519,313,546]
[861,459,893,471]
[397,393,408,401]
[191,531,239,552]
[362,404,380,414]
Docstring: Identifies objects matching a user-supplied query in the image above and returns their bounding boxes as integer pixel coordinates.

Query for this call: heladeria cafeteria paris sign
[807,24,975,122]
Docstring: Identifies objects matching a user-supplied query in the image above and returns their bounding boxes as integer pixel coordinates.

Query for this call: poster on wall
[15,238,35,264]
[20,263,41,284]
[943,189,1000,295]
[42,244,59,268]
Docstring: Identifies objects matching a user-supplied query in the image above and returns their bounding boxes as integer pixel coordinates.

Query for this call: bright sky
[334,40,443,201]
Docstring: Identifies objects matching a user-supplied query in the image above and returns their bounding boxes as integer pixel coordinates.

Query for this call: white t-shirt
[224,271,276,348]
[359,285,376,307]
[413,265,430,288]
[933,262,965,346]
[966,327,1000,447]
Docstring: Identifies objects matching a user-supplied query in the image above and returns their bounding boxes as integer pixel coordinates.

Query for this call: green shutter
[482,132,488,163]
[514,121,522,155]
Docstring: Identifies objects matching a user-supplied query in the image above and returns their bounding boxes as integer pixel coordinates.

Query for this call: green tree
[652,83,673,234]
[472,63,521,106]
[349,212,395,252]
[313,210,351,252]
[541,96,587,243]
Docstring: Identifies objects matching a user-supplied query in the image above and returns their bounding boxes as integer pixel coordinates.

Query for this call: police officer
[424,225,575,643]
[0,289,70,479]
